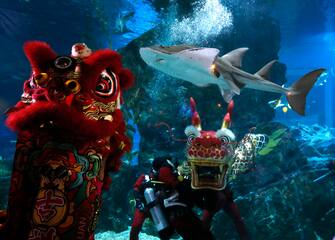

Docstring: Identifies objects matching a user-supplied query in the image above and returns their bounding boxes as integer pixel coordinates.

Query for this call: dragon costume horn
[222,100,234,129]
[190,97,201,130]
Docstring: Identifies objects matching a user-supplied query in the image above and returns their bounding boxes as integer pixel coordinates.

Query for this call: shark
[113,11,135,34]
[139,45,325,115]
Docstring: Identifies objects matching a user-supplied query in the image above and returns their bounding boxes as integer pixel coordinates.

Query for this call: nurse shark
[139,45,325,115]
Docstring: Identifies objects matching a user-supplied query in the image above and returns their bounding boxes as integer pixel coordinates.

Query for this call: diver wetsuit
[129,156,214,240]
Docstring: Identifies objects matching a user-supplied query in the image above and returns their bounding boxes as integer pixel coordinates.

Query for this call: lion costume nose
[194,137,222,148]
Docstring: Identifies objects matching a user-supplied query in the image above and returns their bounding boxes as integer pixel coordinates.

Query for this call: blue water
[1,0,333,129]
[0,0,160,157]
[0,0,334,239]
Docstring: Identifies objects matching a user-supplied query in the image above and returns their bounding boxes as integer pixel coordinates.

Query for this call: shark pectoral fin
[194,82,210,87]
[220,48,249,68]
[122,11,135,21]
[255,60,277,80]
[286,68,326,115]
[219,87,235,103]
[222,73,241,95]
[123,26,133,33]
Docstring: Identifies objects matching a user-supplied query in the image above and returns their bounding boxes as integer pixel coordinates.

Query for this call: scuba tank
[144,187,169,232]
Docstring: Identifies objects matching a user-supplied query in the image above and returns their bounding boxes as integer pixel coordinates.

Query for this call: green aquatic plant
[258,128,287,156]
[122,108,140,165]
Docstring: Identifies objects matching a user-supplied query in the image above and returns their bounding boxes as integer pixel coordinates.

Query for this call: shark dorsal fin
[255,60,277,80]
[221,48,249,68]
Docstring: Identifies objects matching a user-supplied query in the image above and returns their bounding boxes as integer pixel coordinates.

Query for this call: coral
[292,124,335,148]
[291,124,335,167]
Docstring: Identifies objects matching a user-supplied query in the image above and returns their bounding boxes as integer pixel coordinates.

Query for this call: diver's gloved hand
[135,198,145,211]
[133,190,146,211]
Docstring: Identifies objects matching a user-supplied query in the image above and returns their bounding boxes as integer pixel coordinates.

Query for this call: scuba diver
[129,156,214,240]
[177,161,250,240]
[178,97,267,240]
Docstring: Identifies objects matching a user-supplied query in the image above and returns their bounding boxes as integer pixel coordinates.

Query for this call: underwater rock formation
[291,124,335,167]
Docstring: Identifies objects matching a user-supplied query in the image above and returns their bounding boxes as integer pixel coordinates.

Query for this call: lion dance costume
[1,41,134,240]
[183,97,266,239]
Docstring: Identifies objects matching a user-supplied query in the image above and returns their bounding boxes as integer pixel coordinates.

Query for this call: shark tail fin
[286,68,325,115]
[255,60,277,80]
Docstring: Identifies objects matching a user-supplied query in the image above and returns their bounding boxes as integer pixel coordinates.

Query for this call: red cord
[154,122,187,142]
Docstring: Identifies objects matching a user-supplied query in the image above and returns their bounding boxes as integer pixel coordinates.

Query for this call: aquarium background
[0,0,334,239]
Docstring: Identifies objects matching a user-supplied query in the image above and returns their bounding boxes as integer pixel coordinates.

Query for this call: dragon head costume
[184,97,266,190]
[2,41,134,240]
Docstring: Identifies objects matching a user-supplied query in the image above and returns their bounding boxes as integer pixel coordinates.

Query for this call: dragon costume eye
[65,79,81,94]
[95,70,117,98]
[34,72,49,87]
[54,56,74,70]
[216,128,236,144]
[185,126,200,145]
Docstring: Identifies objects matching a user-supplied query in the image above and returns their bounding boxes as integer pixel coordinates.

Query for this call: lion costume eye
[95,70,117,98]
[184,126,200,145]
[216,128,236,144]
[54,56,74,70]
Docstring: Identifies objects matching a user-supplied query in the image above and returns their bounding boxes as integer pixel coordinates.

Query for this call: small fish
[113,11,135,34]
[268,97,292,113]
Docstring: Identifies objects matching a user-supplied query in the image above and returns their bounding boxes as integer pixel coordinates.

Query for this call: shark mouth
[189,158,228,190]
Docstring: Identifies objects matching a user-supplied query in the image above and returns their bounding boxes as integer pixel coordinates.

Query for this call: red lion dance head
[184,97,266,191]
[185,97,235,190]
[2,41,134,240]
